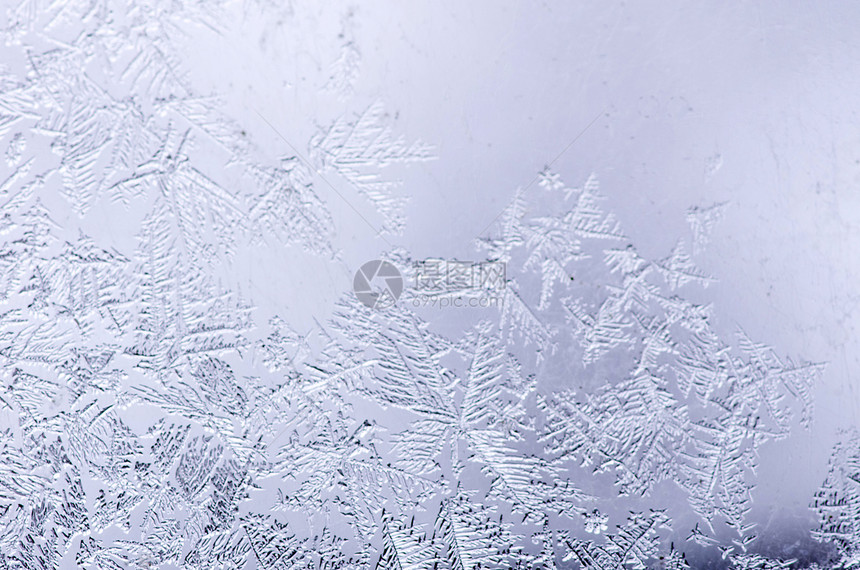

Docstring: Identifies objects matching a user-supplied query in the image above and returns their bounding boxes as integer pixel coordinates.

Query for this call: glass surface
[0,1,857,568]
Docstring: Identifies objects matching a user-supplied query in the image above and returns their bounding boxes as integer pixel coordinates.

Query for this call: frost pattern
[812,429,860,568]
[0,0,844,569]
[686,202,728,254]
[326,8,362,100]
[310,102,436,235]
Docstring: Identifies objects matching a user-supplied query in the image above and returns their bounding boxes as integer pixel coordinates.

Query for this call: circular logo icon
[353,260,403,309]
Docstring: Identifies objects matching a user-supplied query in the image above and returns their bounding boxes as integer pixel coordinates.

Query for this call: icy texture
[0,0,850,569]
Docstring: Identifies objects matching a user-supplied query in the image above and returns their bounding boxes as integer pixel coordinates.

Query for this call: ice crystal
[0,0,841,568]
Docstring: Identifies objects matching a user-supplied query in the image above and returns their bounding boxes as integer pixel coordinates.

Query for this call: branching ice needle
[253,109,393,246]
